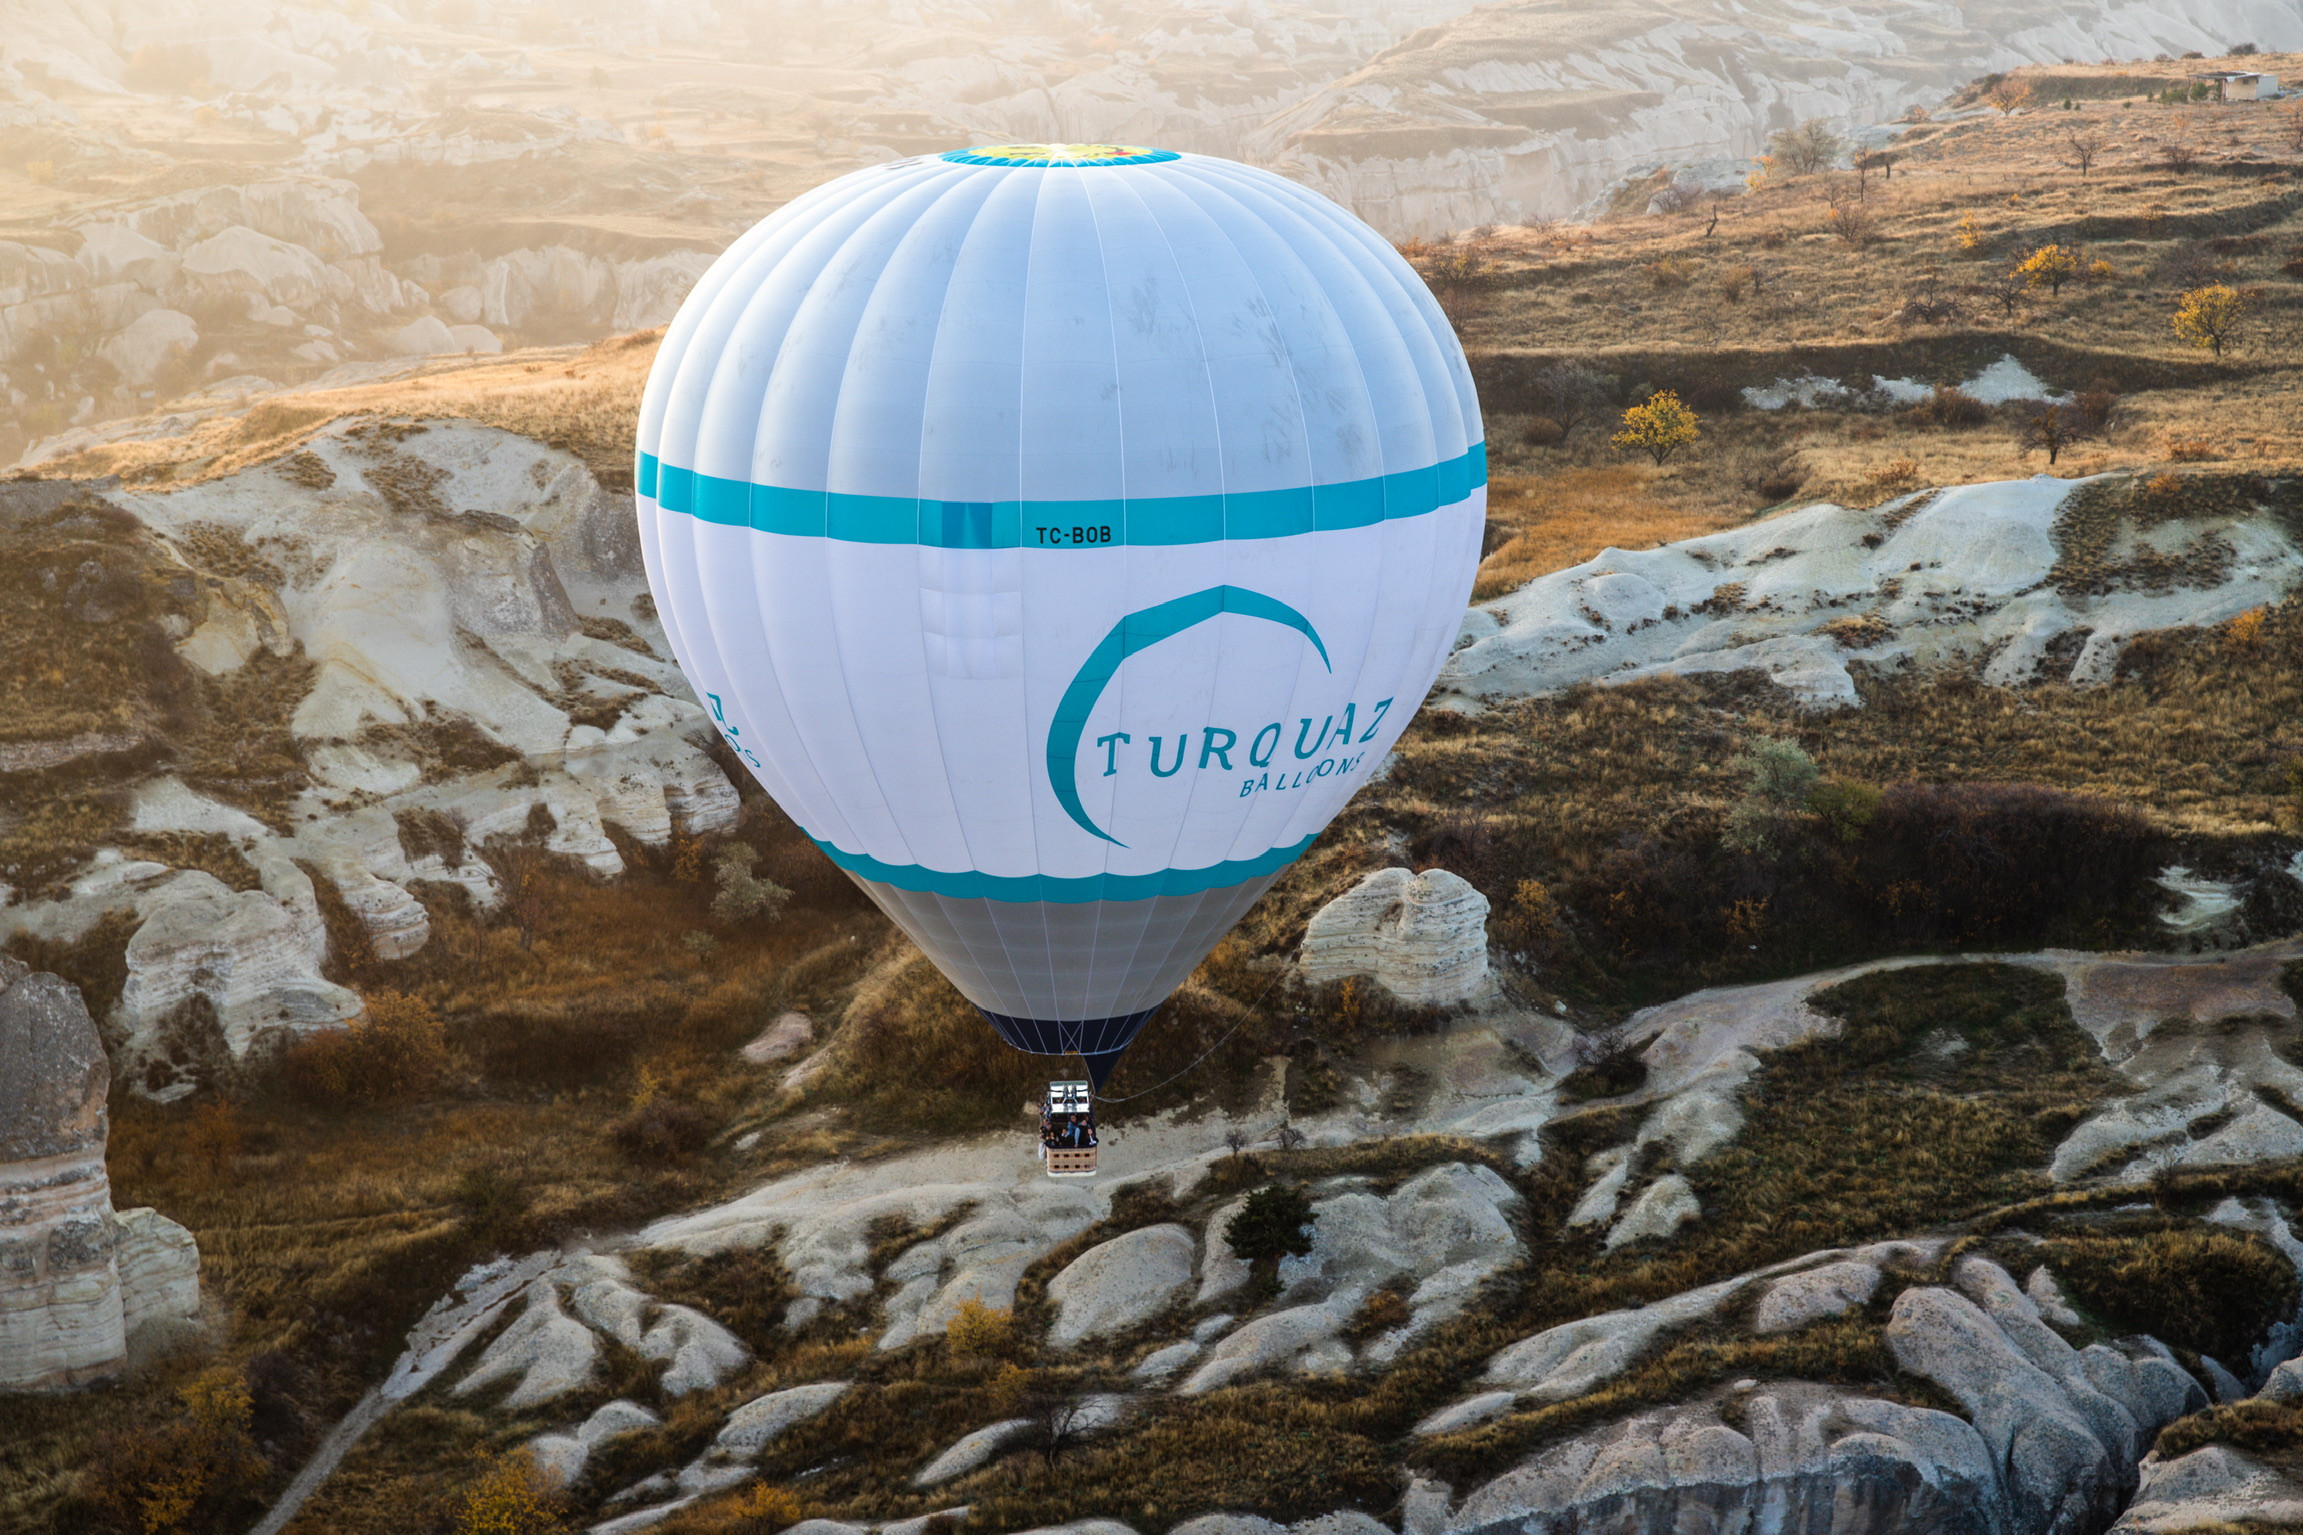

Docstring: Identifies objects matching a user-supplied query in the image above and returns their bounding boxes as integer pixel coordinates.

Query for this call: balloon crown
[940,143,1180,167]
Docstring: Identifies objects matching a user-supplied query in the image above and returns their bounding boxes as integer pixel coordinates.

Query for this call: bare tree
[2015,401,2090,465]
[1824,182,1877,247]
[2160,141,2200,175]
[483,803,559,949]
[2066,129,2105,177]
[1272,1121,1307,1153]
[1967,263,2030,322]
[1531,359,1615,441]
[1767,120,1843,175]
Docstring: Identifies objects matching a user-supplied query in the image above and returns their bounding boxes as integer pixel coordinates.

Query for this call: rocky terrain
[0,371,742,1102]
[9,0,2299,464]
[1268,3,2303,233]
[0,955,200,1390]
[249,926,2303,1535]
[2,39,2302,1535]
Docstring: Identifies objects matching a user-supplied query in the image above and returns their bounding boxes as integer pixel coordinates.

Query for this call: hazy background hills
[3,0,2299,462]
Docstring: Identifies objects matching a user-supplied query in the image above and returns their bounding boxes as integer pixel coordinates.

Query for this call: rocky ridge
[0,414,740,1096]
[256,927,2303,1535]
[1440,471,2302,711]
[1264,0,2303,233]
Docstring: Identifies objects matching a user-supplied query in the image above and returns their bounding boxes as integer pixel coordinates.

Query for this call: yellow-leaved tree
[454,1450,566,1535]
[2173,283,2248,357]
[2016,243,2080,295]
[1613,390,1701,465]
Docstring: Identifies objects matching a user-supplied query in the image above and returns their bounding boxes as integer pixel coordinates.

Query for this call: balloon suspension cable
[1093,961,1295,1104]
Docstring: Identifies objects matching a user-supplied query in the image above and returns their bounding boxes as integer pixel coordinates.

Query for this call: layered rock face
[0,959,200,1390]
[1265,0,2303,232]
[0,425,743,1096]
[1441,475,2303,712]
[0,957,121,1389]
[1300,867,1492,1005]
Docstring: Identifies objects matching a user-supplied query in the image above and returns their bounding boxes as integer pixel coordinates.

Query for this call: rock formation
[1265,0,2303,232]
[0,959,201,1390]
[1300,867,1492,1005]
[0,425,744,1095]
[1442,474,2303,711]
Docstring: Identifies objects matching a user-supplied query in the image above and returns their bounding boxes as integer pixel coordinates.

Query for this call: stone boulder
[113,871,363,1093]
[1443,1383,2002,1535]
[915,1417,1033,1486]
[0,963,124,1389]
[716,1381,850,1456]
[2114,1443,2303,1533]
[1884,1271,2206,1535]
[453,1282,601,1410]
[98,308,197,386]
[1752,1259,1881,1334]
[114,1207,201,1344]
[1300,867,1490,1005]
[1047,1224,1196,1345]
[1177,1301,1353,1394]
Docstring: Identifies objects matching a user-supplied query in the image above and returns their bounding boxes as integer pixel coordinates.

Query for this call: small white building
[2200,70,2281,100]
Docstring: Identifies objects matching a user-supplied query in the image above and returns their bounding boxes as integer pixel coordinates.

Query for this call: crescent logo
[1048,586,1330,846]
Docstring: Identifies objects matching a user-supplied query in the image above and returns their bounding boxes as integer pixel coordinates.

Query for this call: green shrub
[1225,1183,1317,1264]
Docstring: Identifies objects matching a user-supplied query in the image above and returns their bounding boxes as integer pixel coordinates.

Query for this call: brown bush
[2045,1227,2298,1363]
[1851,781,2162,946]
[608,1095,714,1163]
[80,1371,271,1534]
[275,990,448,1106]
[1910,384,1990,428]
[2156,1397,2303,1461]
[1519,415,1565,447]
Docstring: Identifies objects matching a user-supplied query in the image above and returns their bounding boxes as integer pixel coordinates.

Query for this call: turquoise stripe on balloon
[814,833,1319,902]
[634,443,1486,548]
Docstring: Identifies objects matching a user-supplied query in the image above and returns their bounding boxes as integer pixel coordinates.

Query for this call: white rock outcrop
[1301,867,1490,1005]
[715,1382,851,1456]
[1442,478,2302,711]
[1047,1224,1198,1346]
[114,871,365,1077]
[0,961,125,1390]
[1,961,201,1390]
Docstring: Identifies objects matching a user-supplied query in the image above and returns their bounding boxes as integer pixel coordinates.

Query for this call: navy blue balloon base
[975,1006,1158,1090]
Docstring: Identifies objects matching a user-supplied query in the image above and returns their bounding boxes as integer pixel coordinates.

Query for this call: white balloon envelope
[637,143,1484,1085]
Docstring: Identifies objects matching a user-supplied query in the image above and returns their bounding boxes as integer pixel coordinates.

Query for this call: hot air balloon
[636,142,1484,1122]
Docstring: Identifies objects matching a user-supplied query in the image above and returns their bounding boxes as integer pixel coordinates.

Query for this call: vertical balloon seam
[809,176,993,877]
[1204,169,1417,841]
[696,195,905,855]
[1160,165,1358,879]
[1102,165,1239,1024]
[1063,162,1128,1026]
[1114,166,1276,910]
[879,165,1011,871]
[910,165,1037,1012]
[1168,168,1322,885]
[704,187,923,860]
[916,173,1038,1019]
